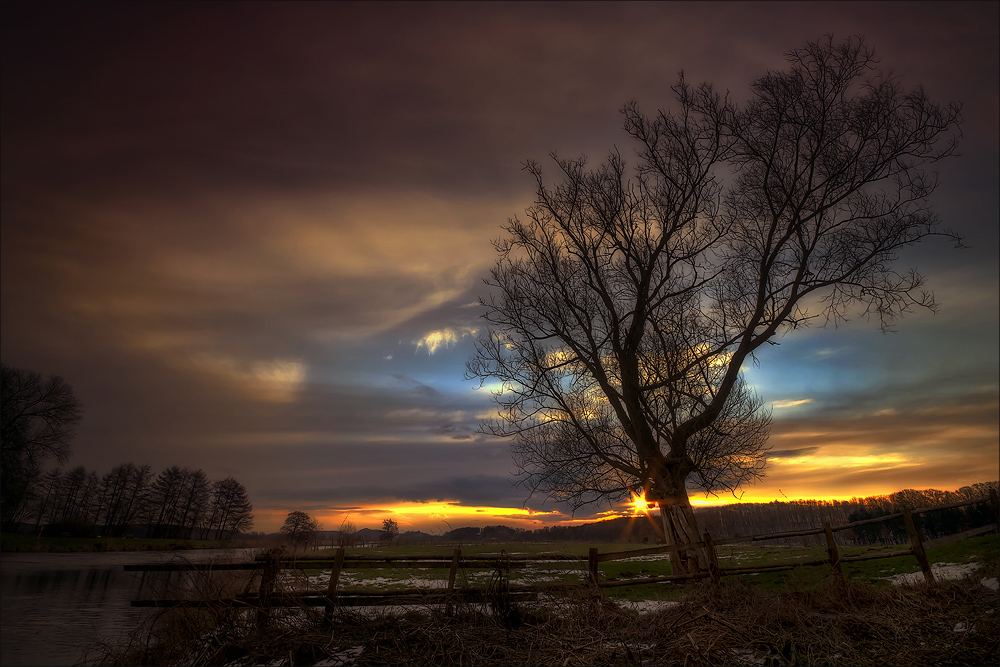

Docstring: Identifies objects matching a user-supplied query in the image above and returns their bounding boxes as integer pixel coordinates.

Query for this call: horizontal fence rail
[125,491,999,618]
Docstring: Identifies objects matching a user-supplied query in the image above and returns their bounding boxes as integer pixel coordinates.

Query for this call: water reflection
[1,549,259,666]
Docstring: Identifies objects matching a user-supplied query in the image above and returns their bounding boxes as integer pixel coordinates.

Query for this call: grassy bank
[0,533,271,553]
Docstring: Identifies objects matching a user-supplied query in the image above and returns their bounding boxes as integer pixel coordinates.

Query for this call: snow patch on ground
[312,647,364,666]
[885,561,982,586]
[300,568,586,590]
[615,599,682,614]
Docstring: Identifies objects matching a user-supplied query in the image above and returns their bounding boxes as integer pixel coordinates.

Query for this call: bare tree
[148,466,186,538]
[281,510,320,546]
[338,516,357,547]
[381,518,399,544]
[29,467,64,533]
[1,363,83,530]
[208,477,254,539]
[99,463,153,537]
[468,37,961,573]
[175,469,210,539]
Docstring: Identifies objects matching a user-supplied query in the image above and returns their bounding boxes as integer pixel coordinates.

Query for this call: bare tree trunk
[658,493,706,576]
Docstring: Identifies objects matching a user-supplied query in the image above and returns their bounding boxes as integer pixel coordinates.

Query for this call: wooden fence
[125,490,999,615]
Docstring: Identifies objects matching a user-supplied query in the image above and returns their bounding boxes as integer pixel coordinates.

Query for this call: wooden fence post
[588,547,599,586]
[823,522,842,579]
[702,532,721,585]
[901,508,934,584]
[323,547,345,623]
[257,550,279,627]
[445,548,461,616]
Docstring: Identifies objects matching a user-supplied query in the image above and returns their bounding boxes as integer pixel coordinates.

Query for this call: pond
[0,548,260,666]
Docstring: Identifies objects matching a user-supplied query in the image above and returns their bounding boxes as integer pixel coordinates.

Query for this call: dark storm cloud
[377,476,522,507]
[2,2,631,198]
[250,445,516,505]
[17,1,991,202]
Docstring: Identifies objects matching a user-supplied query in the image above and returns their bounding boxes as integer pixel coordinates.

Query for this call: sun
[631,492,652,514]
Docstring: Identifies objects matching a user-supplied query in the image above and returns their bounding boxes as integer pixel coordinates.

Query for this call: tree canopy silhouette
[280,510,319,544]
[381,517,399,543]
[1,362,83,530]
[467,36,962,573]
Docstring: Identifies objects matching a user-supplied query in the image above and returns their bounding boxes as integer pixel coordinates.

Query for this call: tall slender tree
[208,477,254,539]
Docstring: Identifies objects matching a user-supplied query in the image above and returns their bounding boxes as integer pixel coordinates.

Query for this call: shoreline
[0,533,270,553]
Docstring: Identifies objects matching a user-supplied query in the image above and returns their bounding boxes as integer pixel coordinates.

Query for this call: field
[279,536,1000,601]
[90,534,999,666]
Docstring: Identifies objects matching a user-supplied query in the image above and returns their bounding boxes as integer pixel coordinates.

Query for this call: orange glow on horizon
[261,481,977,533]
[312,501,568,534]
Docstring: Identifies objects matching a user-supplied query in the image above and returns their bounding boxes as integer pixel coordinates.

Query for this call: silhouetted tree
[100,463,152,537]
[468,36,961,573]
[1,363,83,530]
[175,469,210,539]
[148,466,186,538]
[338,516,357,546]
[29,467,64,533]
[208,477,254,539]
[381,518,399,543]
[281,510,319,545]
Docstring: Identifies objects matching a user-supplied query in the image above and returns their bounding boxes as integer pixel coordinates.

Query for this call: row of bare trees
[23,462,253,539]
[1,363,254,539]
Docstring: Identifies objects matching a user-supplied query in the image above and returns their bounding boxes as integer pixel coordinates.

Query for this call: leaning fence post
[324,547,345,623]
[901,508,934,584]
[445,548,461,616]
[702,532,721,585]
[823,522,843,579]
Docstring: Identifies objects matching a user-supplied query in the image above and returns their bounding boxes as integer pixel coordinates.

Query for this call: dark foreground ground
[88,575,998,666]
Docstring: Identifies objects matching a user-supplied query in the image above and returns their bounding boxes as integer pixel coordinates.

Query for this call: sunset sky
[2,1,997,535]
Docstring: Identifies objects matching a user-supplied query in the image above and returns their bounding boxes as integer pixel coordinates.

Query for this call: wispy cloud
[772,398,813,409]
[768,447,820,458]
[414,326,479,354]
[391,374,440,396]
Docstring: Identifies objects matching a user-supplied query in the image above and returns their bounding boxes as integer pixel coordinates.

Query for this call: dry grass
[350,578,998,667]
[86,571,998,666]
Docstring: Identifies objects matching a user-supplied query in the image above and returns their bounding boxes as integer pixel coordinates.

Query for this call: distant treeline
[696,482,999,546]
[6,463,254,539]
[427,482,999,547]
